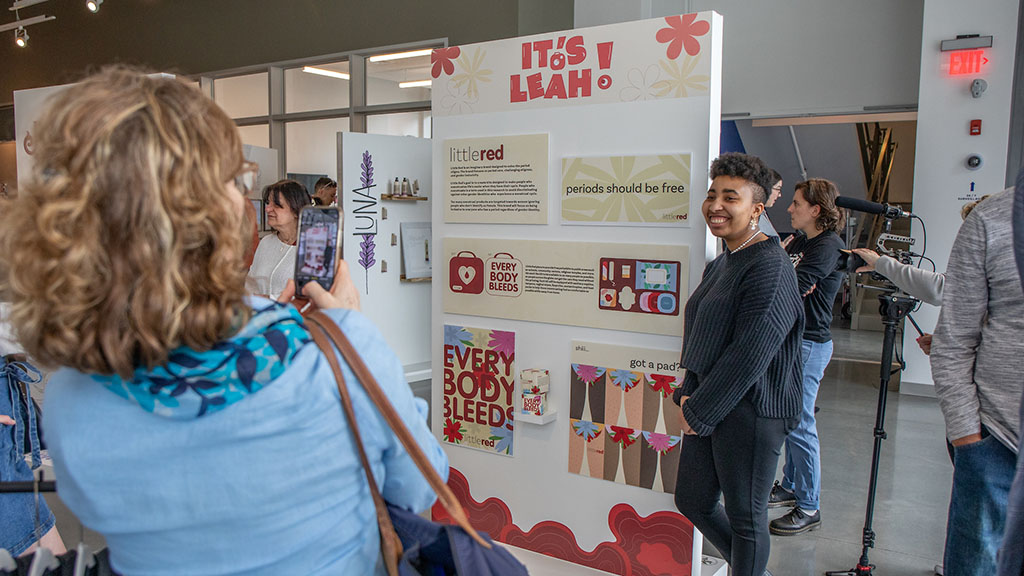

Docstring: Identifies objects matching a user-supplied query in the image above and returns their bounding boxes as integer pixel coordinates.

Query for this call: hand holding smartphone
[294,206,342,291]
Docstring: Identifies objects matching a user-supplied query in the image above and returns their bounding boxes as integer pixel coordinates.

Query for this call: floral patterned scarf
[95,301,310,419]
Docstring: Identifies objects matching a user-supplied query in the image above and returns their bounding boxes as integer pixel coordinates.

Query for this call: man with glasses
[759,169,783,238]
[313,177,338,206]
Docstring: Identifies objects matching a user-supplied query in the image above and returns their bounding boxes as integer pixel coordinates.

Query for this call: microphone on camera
[835,196,914,219]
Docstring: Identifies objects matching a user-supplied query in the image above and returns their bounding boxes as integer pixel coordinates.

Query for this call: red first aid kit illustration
[449,251,485,294]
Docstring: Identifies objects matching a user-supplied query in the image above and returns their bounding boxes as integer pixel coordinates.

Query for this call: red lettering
[489,404,506,427]
[443,368,456,394]
[522,42,532,69]
[455,345,472,370]
[533,39,553,67]
[527,73,545,100]
[457,371,477,398]
[443,344,455,368]
[443,395,451,418]
[545,74,567,99]
[569,69,592,98]
[510,75,527,103]
[566,36,586,65]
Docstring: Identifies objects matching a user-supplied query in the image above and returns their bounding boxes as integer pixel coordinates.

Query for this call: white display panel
[340,132,432,368]
[432,13,721,576]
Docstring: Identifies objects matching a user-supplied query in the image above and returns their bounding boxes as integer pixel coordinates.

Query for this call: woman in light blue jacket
[0,68,447,575]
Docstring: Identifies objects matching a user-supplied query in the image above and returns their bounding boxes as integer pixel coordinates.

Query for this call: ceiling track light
[0,14,55,33]
[86,0,102,13]
[14,25,27,47]
[9,0,50,11]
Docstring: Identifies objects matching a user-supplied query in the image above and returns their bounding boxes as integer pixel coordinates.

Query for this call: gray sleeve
[874,256,944,306]
[758,213,778,238]
[930,212,987,442]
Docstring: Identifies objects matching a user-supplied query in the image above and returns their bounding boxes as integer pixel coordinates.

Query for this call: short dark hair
[262,179,311,218]
[709,153,773,204]
[796,178,845,234]
[314,177,337,192]
[770,169,782,188]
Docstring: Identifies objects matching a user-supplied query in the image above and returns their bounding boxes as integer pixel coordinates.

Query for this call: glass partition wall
[195,40,442,183]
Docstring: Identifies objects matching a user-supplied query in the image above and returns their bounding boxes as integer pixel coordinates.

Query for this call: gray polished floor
[40,329,954,575]
[757,356,952,575]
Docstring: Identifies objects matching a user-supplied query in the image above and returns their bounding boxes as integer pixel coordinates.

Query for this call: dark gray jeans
[674,398,792,576]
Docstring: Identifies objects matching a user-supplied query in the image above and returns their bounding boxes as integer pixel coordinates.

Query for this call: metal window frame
[193,38,446,178]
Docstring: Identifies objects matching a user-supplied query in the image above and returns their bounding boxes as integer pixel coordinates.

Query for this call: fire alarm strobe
[970,119,982,136]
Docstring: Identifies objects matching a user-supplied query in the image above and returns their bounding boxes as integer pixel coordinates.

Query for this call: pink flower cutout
[487,329,515,358]
[656,14,710,60]
[431,47,462,78]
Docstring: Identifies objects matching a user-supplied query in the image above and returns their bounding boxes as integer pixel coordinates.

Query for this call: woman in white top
[246,179,311,298]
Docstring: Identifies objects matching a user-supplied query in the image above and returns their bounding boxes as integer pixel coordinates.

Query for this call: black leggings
[674,399,792,575]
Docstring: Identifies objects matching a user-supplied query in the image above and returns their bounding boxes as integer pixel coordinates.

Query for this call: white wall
[901,0,1019,395]
[576,0,924,117]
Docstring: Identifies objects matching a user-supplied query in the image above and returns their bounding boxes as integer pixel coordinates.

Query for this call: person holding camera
[673,152,804,575]
[768,178,845,536]
[0,68,447,575]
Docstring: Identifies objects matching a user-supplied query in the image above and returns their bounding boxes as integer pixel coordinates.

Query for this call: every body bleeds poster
[442,325,516,456]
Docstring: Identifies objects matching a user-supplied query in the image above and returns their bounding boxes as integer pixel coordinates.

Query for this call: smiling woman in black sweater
[673,153,804,575]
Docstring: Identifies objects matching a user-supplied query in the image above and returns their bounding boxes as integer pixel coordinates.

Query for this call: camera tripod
[826,292,918,576]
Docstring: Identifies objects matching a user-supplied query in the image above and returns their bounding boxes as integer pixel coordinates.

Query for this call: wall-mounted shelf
[517,410,557,425]
[381,194,428,201]
[399,275,431,283]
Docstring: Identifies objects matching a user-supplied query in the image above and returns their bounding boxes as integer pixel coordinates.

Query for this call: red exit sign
[948,50,989,75]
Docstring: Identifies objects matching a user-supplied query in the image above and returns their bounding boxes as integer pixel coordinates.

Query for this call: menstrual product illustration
[598,258,679,315]
[568,365,685,493]
[449,251,484,294]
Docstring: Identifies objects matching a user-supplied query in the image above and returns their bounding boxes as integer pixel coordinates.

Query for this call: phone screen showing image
[294,206,341,291]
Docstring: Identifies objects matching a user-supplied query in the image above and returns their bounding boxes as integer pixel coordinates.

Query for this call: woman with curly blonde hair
[0,68,447,575]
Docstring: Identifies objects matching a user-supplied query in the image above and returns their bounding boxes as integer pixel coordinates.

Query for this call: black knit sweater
[673,237,805,436]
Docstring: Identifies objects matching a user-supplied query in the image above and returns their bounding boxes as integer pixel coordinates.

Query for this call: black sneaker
[768,481,796,508]
[769,507,821,535]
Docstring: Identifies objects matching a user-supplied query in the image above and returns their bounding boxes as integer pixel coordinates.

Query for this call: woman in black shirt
[768,179,845,536]
[674,153,804,575]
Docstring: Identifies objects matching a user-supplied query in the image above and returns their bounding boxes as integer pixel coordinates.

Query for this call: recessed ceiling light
[398,80,432,88]
[302,66,350,80]
[369,49,434,63]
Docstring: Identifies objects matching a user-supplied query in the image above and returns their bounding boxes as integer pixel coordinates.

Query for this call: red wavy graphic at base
[433,467,694,576]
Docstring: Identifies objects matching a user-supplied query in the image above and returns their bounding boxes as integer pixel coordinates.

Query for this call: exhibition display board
[431,13,722,576]
[340,132,432,368]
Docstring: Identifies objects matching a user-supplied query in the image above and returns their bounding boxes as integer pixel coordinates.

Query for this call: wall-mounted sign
[562,154,691,225]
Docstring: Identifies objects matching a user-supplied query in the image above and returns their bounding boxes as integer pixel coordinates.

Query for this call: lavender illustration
[358,234,376,291]
[358,150,377,292]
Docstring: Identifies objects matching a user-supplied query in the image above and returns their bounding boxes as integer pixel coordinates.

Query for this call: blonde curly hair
[0,67,251,378]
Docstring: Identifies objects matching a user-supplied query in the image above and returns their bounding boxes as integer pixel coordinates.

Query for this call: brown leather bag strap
[306,320,403,576]
[306,311,491,549]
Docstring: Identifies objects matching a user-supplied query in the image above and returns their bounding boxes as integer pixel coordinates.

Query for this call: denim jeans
[781,339,832,511]
[0,356,55,556]
[945,432,1016,576]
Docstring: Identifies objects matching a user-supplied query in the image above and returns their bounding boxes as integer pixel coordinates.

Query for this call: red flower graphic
[443,417,465,443]
[656,14,710,60]
[431,47,462,78]
[609,425,638,448]
[649,374,681,398]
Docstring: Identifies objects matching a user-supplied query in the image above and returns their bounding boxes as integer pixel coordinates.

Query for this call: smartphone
[294,206,342,291]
